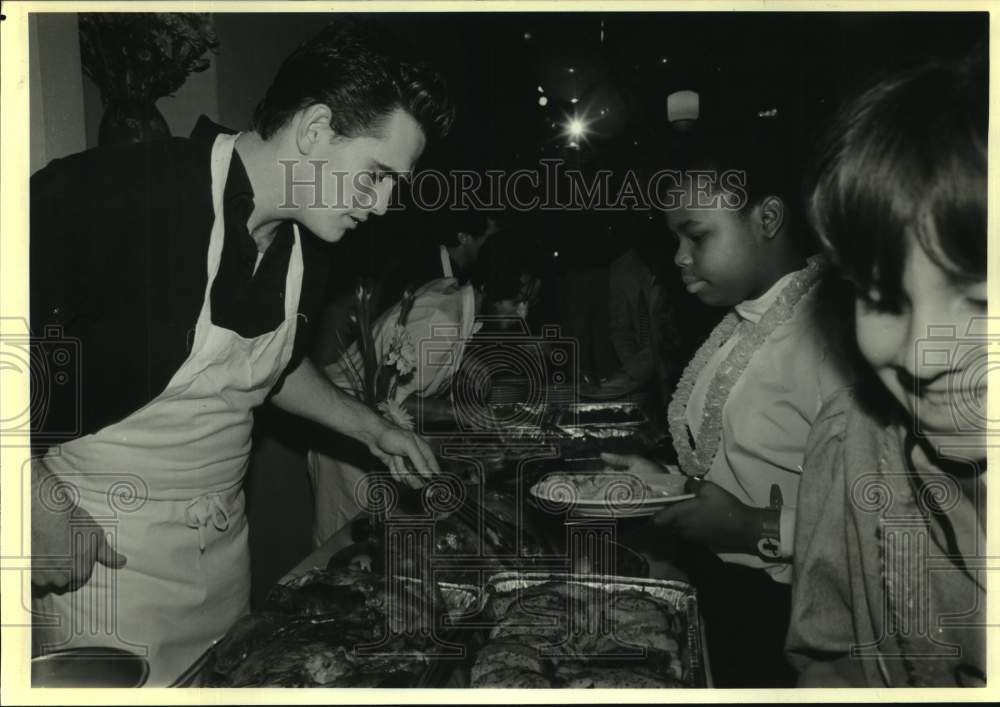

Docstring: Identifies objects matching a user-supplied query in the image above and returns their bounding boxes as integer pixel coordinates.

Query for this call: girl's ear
[295,104,335,155]
[759,195,785,239]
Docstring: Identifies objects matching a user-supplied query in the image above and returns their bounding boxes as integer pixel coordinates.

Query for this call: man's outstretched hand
[367,424,440,488]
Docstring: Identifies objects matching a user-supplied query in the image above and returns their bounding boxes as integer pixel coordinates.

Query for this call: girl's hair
[807,54,987,309]
[437,210,503,248]
[473,230,540,306]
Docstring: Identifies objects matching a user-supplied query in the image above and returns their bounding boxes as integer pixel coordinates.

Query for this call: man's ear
[758,195,785,240]
[295,104,335,155]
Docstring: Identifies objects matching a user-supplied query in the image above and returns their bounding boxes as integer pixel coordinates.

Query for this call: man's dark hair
[250,18,455,141]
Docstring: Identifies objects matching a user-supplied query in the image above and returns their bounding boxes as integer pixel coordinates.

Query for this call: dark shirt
[211,150,295,338]
[30,128,329,451]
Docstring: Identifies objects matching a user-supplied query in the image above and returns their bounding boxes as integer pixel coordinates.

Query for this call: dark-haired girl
[787,55,987,687]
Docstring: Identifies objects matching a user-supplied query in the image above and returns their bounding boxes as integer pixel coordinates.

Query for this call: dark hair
[437,210,503,247]
[807,55,987,310]
[662,122,810,248]
[474,229,539,304]
[250,18,455,141]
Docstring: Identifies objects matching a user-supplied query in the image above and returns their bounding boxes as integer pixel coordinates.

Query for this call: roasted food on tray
[210,617,431,687]
[203,567,459,687]
[352,488,550,586]
[471,579,694,688]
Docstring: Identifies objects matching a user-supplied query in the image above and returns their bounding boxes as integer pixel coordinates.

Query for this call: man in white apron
[30,20,454,685]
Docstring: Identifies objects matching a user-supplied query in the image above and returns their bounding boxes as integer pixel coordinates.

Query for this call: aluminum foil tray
[172,573,485,688]
[475,571,710,688]
[556,401,648,427]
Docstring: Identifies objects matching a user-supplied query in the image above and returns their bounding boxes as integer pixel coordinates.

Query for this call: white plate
[529,470,695,519]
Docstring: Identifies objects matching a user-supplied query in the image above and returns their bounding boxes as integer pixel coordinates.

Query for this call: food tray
[170,643,214,687]
[282,568,485,623]
[555,401,648,428]
[478,571,710,688]
[171,573,485,687]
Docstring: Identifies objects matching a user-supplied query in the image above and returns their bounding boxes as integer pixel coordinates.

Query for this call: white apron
[32,133,303,686]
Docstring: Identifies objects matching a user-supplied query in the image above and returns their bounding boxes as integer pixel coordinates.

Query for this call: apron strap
[184,492,232,552]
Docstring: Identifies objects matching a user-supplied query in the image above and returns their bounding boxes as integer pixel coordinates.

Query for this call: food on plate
[533,471,688,504]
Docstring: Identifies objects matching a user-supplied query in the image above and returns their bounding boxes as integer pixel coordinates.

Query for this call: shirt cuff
[780,506,796,559]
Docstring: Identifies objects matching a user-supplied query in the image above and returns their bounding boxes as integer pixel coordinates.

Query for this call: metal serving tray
[170,573,485,688]
[479,571,711,688]
[555,401,649,428]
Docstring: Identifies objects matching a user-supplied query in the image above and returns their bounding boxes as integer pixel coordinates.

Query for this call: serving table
[180,392,710,687]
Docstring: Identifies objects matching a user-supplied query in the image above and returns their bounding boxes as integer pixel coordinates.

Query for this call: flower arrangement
[79,13,219,105]
[339,280,419,430]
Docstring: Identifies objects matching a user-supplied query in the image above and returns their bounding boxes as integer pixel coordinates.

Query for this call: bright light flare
[556,110,593,150]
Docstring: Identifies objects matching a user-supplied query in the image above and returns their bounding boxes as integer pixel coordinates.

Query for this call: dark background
[331,11,987,270]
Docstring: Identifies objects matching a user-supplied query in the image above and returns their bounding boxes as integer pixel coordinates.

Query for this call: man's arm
[269,357,439,486]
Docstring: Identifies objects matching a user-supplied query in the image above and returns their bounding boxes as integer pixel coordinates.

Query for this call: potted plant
[79,13,219,146]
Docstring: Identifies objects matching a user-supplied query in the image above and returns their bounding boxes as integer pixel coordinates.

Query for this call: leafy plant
[338,279,418,428]
[79,13,219,105]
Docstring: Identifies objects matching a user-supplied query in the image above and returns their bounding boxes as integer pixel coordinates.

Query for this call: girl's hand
[652,479,761,553]
[600,452,671,477]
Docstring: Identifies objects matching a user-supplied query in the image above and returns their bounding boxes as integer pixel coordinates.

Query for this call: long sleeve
[608,252,654,384]
[785,396,869,686]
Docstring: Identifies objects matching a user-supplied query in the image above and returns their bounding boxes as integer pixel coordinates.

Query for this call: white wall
[29,14,87,173]
[26,11,223,152]
[157,58,220,139]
